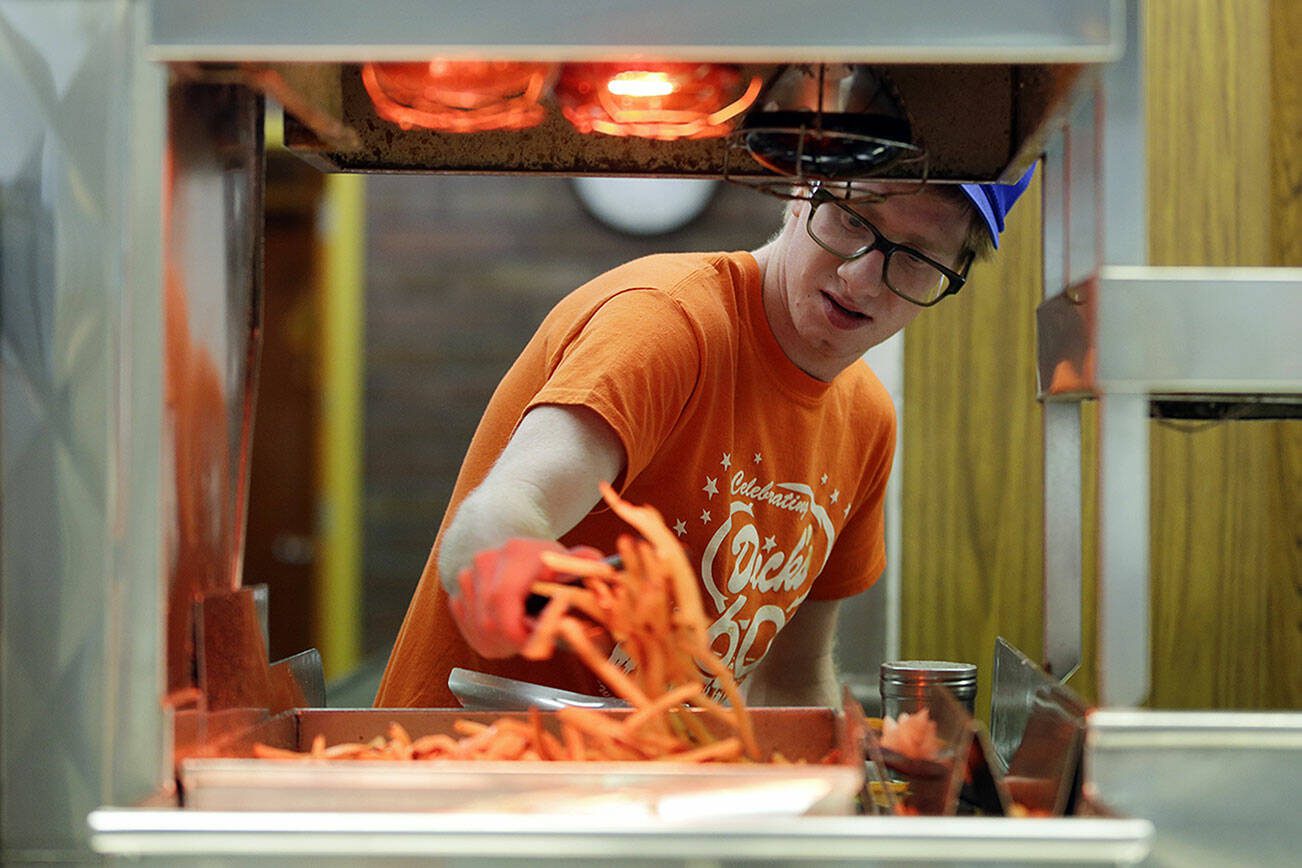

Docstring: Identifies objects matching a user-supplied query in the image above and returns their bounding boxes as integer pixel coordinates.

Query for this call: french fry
[660,737,743,764]
[623,682,706,734]
[253,743,312,760]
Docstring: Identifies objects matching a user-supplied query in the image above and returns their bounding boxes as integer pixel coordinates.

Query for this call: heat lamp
[361,60,555,132]
[556,63,762,141]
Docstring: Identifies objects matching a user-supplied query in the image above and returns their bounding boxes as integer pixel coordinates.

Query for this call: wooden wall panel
[246,152,325,662]
[361,178,780,656]
[1145,0,1299,709]
[902,0,1299,712]
[1146,1,1272,265]
[1149,423,1301,707]
[901,175,1048,715]
[1273,0,1302,266]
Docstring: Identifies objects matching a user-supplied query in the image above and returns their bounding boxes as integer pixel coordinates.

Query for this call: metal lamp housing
[739,64,923,181]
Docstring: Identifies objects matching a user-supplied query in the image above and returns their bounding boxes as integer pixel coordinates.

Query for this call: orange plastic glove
[448,537,601,658]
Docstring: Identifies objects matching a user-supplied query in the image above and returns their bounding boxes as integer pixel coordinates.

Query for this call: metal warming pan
[117,668,1155,864]
[101,701,1155,865]
[179,707,863,818]
[91,645,1157,862]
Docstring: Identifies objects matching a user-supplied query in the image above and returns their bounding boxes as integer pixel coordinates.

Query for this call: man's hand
[448,537,600,658]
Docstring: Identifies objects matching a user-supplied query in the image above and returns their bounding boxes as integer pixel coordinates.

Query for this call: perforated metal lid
[880,660,978,697]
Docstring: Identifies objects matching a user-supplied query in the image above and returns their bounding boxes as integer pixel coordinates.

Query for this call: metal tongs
[452,553,629,712]
[448,667,627,711]
[524,552,623,615]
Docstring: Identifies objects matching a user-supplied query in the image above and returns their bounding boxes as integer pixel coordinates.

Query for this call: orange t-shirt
[375,251,895,707]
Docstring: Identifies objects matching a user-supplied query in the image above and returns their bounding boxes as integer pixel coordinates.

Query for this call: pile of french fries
[256,483,789,764]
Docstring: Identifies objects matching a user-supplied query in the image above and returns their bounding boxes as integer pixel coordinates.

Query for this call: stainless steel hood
[279,62,1076,181]
[147,0,1122,62]
[148,0,1123,182]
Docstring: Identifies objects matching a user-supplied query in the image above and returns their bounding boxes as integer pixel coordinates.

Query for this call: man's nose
[836,249,888,297]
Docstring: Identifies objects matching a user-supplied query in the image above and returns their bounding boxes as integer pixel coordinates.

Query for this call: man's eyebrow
[848,202,947,254]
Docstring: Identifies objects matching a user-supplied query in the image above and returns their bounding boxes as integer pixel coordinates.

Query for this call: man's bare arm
[438,404,625,595]
[743,598,843,707]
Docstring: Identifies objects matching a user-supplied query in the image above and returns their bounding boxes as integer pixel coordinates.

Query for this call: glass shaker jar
[879,660,978,719]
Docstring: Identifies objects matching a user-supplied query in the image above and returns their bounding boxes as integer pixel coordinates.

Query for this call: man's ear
[789,182,821,220]
[784,197,807,223]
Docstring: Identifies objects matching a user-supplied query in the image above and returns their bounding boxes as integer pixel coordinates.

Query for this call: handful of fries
[256,483,784,764]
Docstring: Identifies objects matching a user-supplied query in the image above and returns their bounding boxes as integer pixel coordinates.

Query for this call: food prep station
[3,1,1300,864]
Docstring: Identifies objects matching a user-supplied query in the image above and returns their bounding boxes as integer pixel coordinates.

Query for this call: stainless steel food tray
[1085,709,1302,867]
[179,707,863,818]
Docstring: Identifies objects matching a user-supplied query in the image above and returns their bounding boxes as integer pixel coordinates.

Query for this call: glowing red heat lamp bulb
[557,63,762,141]
[362,60,555,132]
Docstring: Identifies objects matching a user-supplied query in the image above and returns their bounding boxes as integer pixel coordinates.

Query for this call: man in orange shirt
[376,171,1033,709]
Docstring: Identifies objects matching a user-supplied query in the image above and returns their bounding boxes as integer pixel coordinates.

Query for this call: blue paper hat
[960,165,1036,248]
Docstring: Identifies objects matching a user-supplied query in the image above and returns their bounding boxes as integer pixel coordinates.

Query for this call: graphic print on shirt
[684,450,842,692]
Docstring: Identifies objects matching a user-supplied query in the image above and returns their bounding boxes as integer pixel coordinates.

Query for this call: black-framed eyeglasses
[804,186,970,307]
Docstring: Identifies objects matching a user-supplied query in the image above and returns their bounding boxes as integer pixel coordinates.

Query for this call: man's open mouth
[822,291,867,320]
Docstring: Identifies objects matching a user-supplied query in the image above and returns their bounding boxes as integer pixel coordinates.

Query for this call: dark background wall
[360,175,784,661]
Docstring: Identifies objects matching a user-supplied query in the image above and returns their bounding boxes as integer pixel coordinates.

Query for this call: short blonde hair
[931,185,994,265]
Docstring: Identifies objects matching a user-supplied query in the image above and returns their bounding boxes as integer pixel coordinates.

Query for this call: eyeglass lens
[808,202,953,304]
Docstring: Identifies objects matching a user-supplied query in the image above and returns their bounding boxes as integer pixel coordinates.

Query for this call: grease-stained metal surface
[282,63,1082,182]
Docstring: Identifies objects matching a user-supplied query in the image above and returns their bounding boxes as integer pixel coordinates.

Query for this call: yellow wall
[901,173,1050,714]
